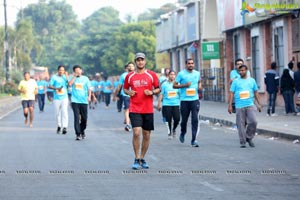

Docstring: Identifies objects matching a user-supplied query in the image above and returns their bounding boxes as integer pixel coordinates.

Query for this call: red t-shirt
[124,70,159,113]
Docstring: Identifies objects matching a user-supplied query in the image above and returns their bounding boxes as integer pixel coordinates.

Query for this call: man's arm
[173,81,191,89]
[228,92,234,114]
[198,80,203,90]
[254,91,262,112]
[114,84,122,98]
[157,93,163,111]
[68,75,77,87]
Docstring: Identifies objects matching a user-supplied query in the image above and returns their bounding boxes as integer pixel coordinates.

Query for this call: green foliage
[138,3,177,22]
[3,82,19,96]
[100,21,157,75]
[20,0,80,70]
[79,7,123,75]
[1,0,178,78]
[10,71,23,84]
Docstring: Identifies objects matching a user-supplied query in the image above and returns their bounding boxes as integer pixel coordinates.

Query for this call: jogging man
[124,53,160,170]
[174,58,202,147]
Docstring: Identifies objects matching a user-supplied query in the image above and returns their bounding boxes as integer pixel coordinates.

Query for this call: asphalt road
[0,101,299,200]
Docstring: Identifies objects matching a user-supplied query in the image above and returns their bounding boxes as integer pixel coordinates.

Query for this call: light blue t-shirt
[161,81,180,106]
[49,75,68,100]
[175,69,200,101]
[230,77,258,108]
[46,81,53,92]
[230,69,251,80]
[99,81,104,92]
[37,80,47,94]
[70,75,91,104]
[114,80,119,90]
[159,75,167,84]
[102,80,113,93]
[119,72,129,97]
[90,80,98,93]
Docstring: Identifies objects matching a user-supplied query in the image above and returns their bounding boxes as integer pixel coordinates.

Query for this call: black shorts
[47,91,54,99]
[129,113,154,131]
[21,100,35,109]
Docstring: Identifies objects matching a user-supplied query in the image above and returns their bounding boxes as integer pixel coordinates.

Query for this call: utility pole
[4,0,10,82]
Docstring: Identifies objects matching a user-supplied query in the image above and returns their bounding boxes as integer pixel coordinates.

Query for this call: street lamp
[3,0,10,82]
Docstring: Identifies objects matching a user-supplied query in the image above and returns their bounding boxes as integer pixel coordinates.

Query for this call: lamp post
[3,0,10,82]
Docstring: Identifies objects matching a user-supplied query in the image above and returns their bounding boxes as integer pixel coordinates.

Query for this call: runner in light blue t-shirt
[157,70,180,139]
[228,64,262,148]
[48,65,69,134]
[173,58,202,147]
[68,65,91,141]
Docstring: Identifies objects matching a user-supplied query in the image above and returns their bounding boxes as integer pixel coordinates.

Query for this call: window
[252,36,261,89]
[233,34,241,61]
[177,50,181,70]
[184,48,188,61]
[274,27,284,75]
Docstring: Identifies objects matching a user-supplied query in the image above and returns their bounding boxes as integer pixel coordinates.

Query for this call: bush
[10,71,23,84]
[3,82,19,96]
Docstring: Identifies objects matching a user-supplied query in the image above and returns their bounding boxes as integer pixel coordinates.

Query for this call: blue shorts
[123,96,130,110]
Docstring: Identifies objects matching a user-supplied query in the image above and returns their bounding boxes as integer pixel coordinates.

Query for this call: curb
[0,97,21,120]
[199,115,300,141]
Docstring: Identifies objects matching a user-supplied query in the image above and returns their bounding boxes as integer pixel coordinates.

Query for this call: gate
[200,68,225,102]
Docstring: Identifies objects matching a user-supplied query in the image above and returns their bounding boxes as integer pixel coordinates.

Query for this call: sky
[1,0,178,26]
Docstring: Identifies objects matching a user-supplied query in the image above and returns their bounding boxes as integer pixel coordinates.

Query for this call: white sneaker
[271,113,278,117]
[297,113,300,116]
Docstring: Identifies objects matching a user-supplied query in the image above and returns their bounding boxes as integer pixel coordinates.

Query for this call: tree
[14,20,40,72]
[78,7,122,75]
[137,3,177,22]
[100,21,157,75]
[18,0,80,71]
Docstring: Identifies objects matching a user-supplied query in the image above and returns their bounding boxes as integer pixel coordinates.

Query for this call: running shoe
[76,136,81,141]
[179,133,185,143]
[62,128,67,134]
[81,133,86,139]
[56,127,61,134]
[246,138,255,147]
[140,159,149,169]
[191,141,199,147]
[132,159,141,170]
[172,130,176,138]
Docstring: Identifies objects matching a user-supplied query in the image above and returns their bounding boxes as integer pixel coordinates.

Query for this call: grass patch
[0,93,9,98]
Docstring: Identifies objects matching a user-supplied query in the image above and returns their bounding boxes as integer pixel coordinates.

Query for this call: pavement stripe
[199,181,224,192]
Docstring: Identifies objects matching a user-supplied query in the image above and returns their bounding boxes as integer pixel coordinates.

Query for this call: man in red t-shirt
[124,52,160,170]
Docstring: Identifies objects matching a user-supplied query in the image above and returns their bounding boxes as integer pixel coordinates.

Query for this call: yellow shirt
[18,79,38,100]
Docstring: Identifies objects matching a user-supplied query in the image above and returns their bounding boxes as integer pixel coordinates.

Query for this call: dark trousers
[282,90,296,113]
[104,93,111,106]
[71,103,88,136]
[180,100,200,142]
[162,105,180,134]
[37,94,45,111]
[267,92,277,114]
[117,94,123,111]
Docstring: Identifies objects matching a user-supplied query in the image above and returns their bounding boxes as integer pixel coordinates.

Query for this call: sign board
[202,42,220,60]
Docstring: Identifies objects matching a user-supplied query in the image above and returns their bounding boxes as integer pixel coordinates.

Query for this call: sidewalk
[0,96,21,120]
[199,101,300,141]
